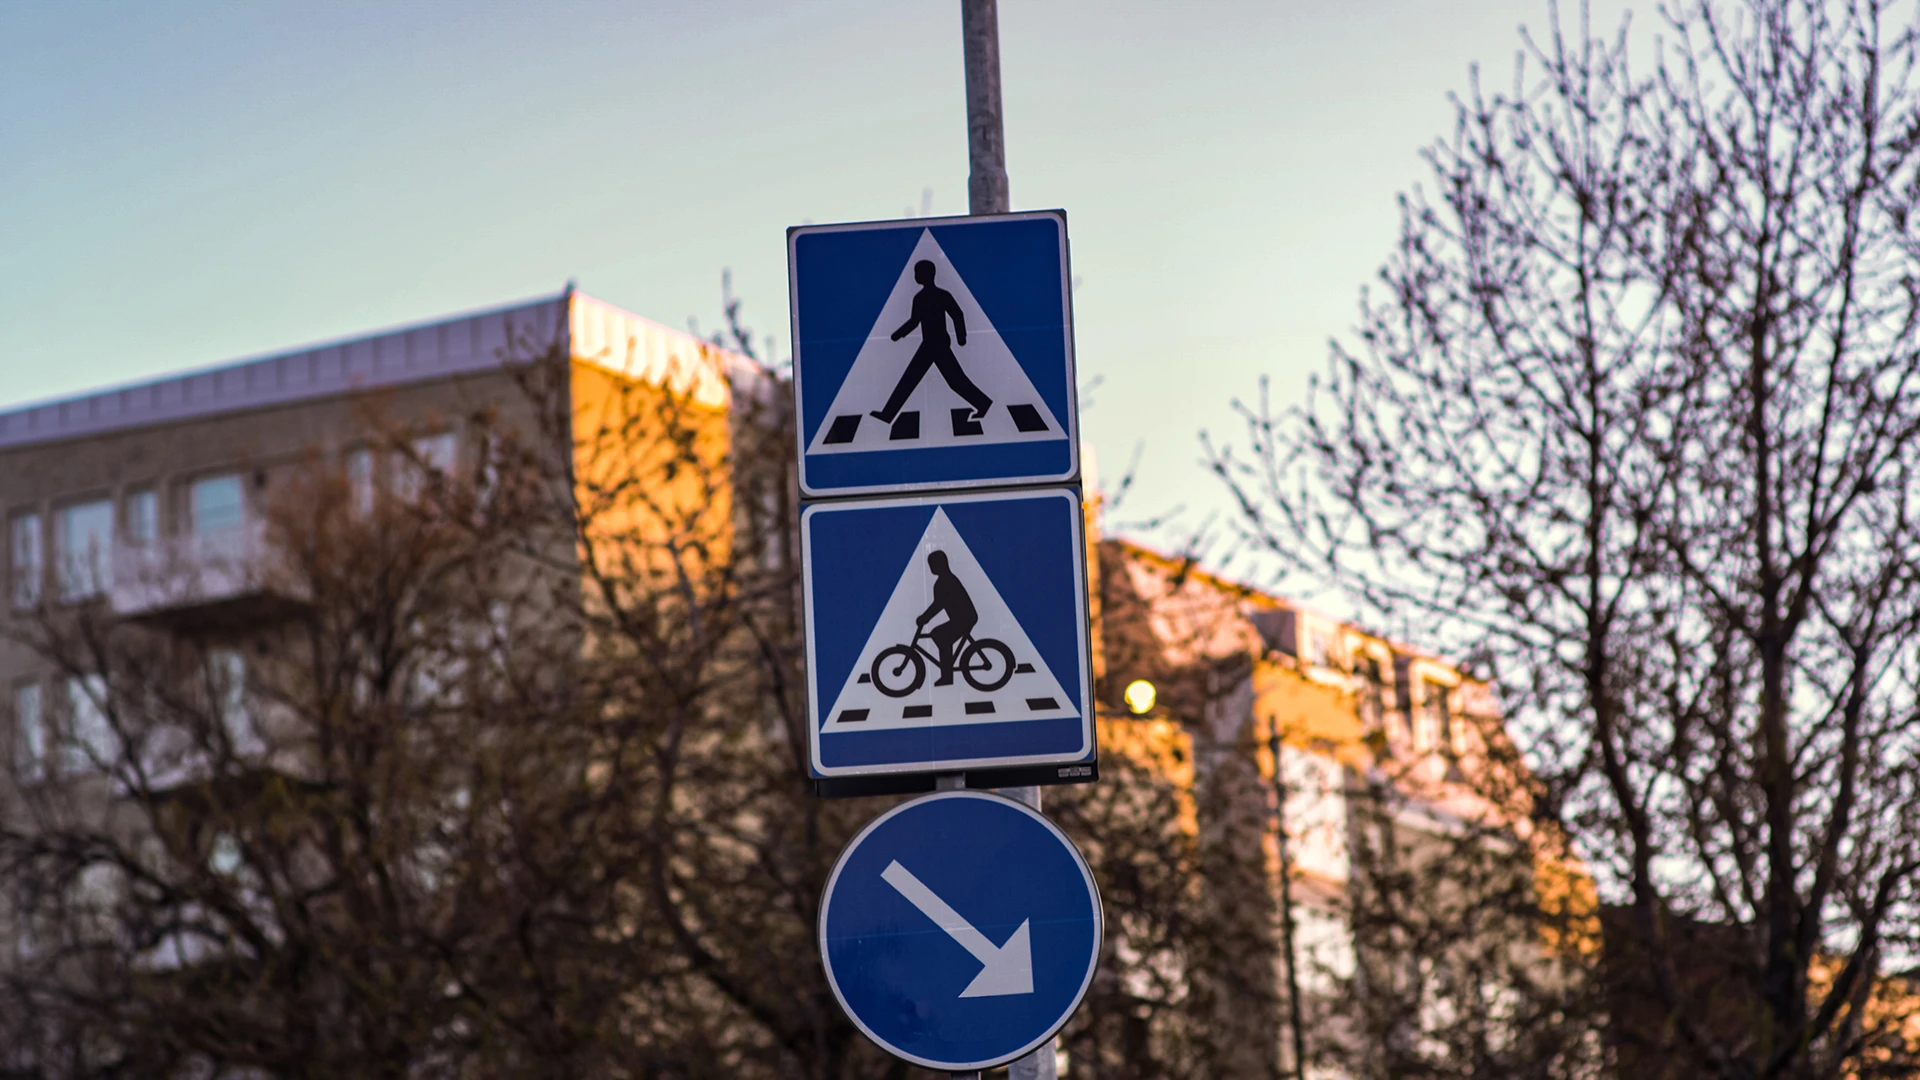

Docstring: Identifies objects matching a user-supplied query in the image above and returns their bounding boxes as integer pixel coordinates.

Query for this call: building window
[70,863,123,944]
[55,499,114,601]
[13,683,45,784]
[61,675,113,775]
[346,449,376,516]
[1418,678,1452,754]
[475,431,505,514]
[395,433,457,502]
[1301,624,1326,668]
[188,474,245,535]
[124,489,158,546]
[208,648,261,755]
[9,511,42,610]
[1357,655,1387,734]
[209,834,243,876]
[416,433,457,475]
[12,888,47,964]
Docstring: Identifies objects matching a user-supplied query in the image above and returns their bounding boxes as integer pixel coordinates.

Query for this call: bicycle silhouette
[871,624,1015,698]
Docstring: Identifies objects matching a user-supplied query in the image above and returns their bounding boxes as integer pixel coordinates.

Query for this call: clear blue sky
[1,0,1634,556]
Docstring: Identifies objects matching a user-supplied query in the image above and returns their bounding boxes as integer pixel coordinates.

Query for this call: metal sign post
[960,6,1059,1072]
[792,3,1089,1075]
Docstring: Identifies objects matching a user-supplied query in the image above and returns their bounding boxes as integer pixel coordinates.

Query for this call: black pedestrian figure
[914,550,979,686]
[871,260,994,425]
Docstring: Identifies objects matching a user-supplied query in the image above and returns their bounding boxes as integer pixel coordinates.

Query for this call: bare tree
[0,311,919,1079]
[1213,1,1920,1076]
[0,292,1406,1079]
[1,399,615,1076]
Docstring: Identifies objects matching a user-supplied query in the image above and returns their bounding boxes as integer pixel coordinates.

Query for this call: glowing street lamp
[1123,679,1157,715]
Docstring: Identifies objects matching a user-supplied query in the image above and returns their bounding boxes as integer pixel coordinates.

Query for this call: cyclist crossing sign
[800,487,1094,778]
[787,210,1079,498]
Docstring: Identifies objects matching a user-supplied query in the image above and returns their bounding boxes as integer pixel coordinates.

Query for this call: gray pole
[962,5,1054,1077]
[963,0,1010,215]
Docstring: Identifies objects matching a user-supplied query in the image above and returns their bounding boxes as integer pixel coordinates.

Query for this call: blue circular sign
[818,791,1102,1071]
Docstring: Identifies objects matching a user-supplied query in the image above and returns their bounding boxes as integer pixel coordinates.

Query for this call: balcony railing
[110,520,307,623]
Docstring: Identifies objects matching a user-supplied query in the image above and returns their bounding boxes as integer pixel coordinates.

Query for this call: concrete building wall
[1094,536,1591,1076]
[0,367,536,732]
[0,288,740,870]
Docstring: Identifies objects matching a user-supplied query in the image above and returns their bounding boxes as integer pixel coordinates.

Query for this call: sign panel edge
[788,211,1079,499]
[800,487,1094,779]
[815,790,1104,1071]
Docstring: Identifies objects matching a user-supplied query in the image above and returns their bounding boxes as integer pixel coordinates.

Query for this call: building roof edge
[0,290,576,452]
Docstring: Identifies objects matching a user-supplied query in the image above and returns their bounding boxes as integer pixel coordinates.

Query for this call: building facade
[2,288,737,794]
[1080,538,1598,1078]
[0,286,1587,1077]
[0,288,762,1075]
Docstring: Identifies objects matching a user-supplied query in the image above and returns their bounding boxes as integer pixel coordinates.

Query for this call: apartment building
[0,287,744,954]
[0,285,1583,1076]
[1083,537,1596,1078]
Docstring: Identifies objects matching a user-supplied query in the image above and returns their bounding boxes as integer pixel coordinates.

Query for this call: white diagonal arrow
[882,860,1034,998]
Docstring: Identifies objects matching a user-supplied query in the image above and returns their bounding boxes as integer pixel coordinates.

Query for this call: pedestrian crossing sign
[801,487,1094,777]
[788,211,1079,497]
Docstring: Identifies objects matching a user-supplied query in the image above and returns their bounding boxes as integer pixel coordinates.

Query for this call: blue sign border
[787,210,1080,498]
[800,486,1095,778]
[818,790,1103,1071]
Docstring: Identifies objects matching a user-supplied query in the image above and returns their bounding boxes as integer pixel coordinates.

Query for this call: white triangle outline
[821,508,1079,734]
[806,229,1068,455]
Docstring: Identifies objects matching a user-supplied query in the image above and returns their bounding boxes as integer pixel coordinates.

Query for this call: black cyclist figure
[915,550,977,686]
[871,260,993,426]
[870,549,1016,698]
